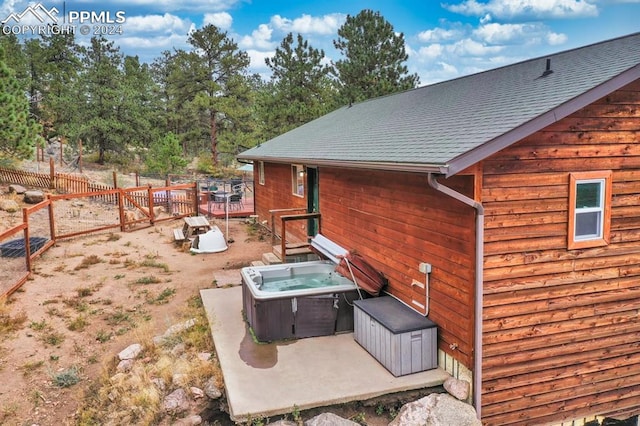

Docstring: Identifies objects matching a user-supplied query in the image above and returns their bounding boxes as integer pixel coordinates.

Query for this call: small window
[292,165,304,197]
[258,161,265,185]
[568,171,612,249]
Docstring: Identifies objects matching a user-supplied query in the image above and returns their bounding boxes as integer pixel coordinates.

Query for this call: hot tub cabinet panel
[354,296,438,377]
[241,261,360,342]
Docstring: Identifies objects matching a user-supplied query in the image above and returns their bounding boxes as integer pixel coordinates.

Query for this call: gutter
[427,173,484,420]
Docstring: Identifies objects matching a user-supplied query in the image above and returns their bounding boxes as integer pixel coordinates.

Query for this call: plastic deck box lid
[353,296,436,334]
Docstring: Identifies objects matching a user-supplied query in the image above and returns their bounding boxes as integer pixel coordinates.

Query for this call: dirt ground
[0,212,272,425]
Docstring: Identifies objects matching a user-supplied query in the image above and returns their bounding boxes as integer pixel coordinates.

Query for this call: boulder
[23,190,45,204]
[443,377,471,401]
[8,184,26,194]
[389,393,481,426]
[304,413,359,426]
[116,359,134,372]
[0,199,20,213]
[173,415,202,426]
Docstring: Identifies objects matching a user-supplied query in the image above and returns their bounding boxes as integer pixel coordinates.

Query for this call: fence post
[118,189,126,232]
[49,157,55,189]
[135,172,140,187]
[46,195,56,242]
[147,184,155,224]
[112,171,118,189]
[22,208,32,272]
[194,182,199,216]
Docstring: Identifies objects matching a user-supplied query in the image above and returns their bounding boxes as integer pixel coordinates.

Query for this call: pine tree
[333,9,419,104]
[0,46,42,162]
[262,33,336,138]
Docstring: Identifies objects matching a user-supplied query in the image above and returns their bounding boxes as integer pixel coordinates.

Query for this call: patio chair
[228,193,243,210]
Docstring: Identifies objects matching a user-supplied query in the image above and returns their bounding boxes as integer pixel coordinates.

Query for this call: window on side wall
[291,165,304,197]
[568,171,612,249]
[258,161,265,185]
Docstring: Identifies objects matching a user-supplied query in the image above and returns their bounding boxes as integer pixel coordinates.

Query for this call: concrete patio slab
[200,286,449,422]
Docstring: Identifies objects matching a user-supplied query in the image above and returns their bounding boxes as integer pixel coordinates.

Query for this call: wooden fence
[1,175,198,297]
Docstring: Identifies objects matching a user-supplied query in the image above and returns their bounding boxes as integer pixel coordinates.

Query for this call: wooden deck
[198,194,255,219]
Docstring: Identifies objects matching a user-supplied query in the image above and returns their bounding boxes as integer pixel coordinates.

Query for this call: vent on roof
[541,58,553,77]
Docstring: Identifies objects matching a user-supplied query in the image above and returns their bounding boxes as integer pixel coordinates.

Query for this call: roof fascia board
[446,64,640,177]
[236,156,448,174]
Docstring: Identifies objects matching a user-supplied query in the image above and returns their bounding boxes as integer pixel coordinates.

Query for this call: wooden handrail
[280,212,321,263]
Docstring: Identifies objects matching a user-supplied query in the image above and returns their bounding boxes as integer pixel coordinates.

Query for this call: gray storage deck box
[354,296,437,377]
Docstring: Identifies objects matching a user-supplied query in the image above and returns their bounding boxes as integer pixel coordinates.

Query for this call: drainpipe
[427,173,484,420]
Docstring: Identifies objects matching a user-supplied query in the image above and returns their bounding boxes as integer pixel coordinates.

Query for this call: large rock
[304,412,359,426]
[389,393,481,426]
[0,199,20,213]
[23,190,45,204]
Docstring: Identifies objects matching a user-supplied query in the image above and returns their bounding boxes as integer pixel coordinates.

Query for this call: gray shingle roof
[238,33,640,177]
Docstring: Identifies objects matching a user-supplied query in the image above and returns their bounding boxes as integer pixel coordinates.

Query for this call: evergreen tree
[0,46,43,161]
[333,9,419,104]
[145,132,188,174]
[263,33,336,138]
[76,36,125,164]
[184,24,251,165]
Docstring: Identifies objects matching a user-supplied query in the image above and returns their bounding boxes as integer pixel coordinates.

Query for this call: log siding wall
[320,168,476,368]
[481,80,640,425]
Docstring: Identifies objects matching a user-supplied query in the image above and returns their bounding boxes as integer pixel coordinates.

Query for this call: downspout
[427,173,484,420]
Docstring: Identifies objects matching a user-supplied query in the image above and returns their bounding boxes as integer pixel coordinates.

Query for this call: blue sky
[2,0,639,85]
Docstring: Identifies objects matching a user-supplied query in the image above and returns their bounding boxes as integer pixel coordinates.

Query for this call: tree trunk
[210,110,218,165]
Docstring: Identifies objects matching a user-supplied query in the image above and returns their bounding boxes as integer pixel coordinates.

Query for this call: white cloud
[124,13,190,33]
[444,0,599,19]
[473,22,568,46]
[203,12,232,30]
[448,38,504,56]
[270,13,345,35]
[417,28,462,43]
[417,44,445,60]
[238,23,276,50]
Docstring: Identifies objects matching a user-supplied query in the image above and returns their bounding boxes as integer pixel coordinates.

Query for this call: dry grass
[76,295,221,425]
[0,297,27,337]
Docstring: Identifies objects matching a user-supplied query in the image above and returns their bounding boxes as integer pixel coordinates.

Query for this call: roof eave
[445,63,640,177]
[235,156,449,175]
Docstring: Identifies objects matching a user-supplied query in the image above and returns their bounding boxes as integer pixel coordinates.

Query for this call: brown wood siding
[254,162,308,244]
[319,168,476,367]
[481,79,640,425]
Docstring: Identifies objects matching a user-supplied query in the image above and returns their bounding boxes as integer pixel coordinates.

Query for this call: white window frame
[291,164,304,197]
[568,171,611,249]
[258,161,265,185]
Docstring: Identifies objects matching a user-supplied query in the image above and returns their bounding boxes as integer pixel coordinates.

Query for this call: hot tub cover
[335,253,387,297]
[190,226,228,253]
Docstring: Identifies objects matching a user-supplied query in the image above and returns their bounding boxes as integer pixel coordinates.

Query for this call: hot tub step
[251,260,266,267]
[261,252,282,265]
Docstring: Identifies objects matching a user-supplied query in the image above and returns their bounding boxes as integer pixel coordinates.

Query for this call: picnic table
[174,216,212,242]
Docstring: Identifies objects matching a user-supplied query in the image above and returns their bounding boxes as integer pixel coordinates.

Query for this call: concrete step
[261,252,281,265]
[251,260,266,267]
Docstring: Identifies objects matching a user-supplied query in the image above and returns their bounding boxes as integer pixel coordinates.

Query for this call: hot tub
[241,260,361,342]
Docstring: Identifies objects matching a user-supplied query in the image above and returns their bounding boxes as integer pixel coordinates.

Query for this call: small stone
[204,377,222,399]
[116,359,134,372]
[118,343,143,360]
[190,386,204,399]
[444,377,471,401]
[162,388,190,415]
[8,184,26,194]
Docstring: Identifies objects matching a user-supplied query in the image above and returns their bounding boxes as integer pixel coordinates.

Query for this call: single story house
[238,32,640,425]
